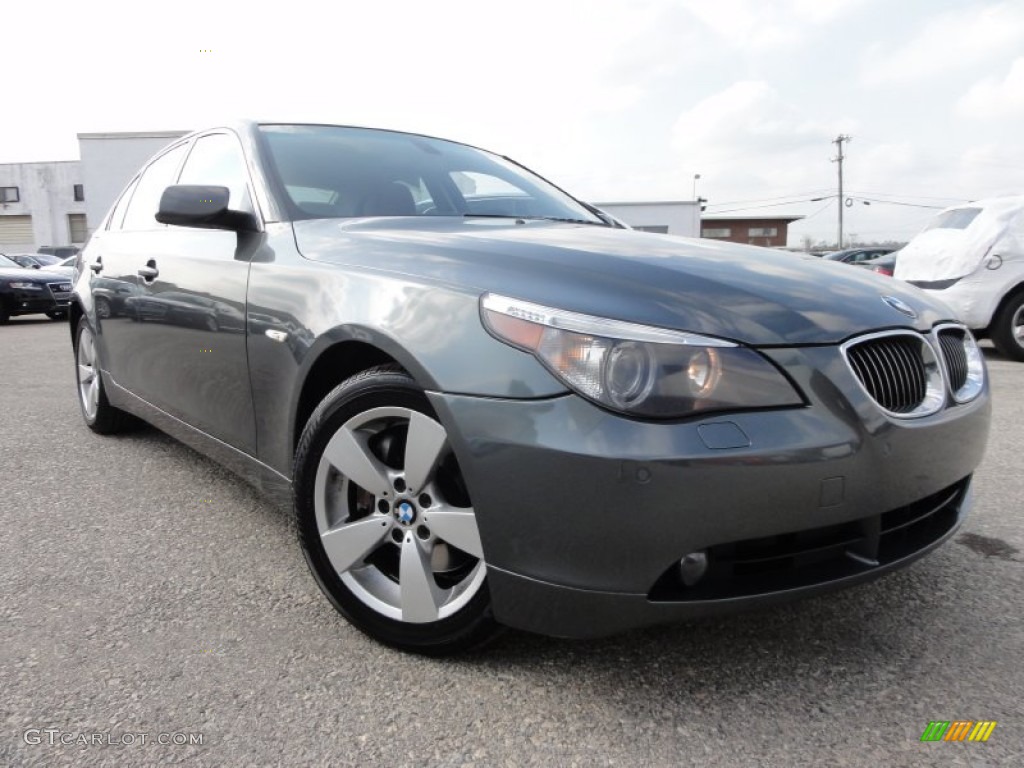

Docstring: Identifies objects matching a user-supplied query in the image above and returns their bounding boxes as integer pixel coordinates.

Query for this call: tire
[46,311,66,321]
[74,321,137,434]
[991,292,1024,362]
[294,365,500,655]
[0,302,9,325]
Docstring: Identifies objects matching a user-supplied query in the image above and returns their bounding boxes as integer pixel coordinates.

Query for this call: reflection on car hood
[294,218,955,346]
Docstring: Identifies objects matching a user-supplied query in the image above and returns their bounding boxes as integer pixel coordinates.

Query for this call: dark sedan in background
[68,122,990,654]
[0,254,73,322]
[823,246,896,264]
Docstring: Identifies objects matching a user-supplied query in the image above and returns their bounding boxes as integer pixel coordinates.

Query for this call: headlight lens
[8,281,43,290]
[481,293,803,418]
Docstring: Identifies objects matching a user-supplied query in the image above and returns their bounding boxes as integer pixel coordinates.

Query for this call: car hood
[0,267,70,282]
[293,219,954,346]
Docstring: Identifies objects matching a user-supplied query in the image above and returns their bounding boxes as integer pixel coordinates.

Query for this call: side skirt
[103,370,292,510]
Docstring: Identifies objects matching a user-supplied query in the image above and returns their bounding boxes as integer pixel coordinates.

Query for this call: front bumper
[428,344,991,638]
[6,286,70,315]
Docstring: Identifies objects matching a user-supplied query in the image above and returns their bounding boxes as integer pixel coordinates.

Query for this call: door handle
[137,261,159,280]
[90,256,103,273]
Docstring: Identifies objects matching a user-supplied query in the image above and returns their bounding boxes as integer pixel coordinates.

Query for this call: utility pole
[832,134,852,248]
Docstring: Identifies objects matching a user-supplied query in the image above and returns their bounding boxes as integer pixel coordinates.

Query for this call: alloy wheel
[77,325,101,421]
[313,406,485,623]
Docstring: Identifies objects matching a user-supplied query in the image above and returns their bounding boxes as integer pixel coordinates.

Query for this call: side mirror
[32,264,41,269]
[156,185,258,232]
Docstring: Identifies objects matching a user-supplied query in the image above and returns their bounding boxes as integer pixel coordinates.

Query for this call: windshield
[925,207,981,231]
[0,254,20,268]
[32,253,62,265]
[259,125,604,225]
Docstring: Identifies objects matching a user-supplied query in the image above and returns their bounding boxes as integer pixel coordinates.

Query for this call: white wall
[78,132,188,233]
[594,201,700,237]
[0,161,85,253]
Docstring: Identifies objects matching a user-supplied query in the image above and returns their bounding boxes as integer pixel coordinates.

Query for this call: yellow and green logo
[920,721,997,742]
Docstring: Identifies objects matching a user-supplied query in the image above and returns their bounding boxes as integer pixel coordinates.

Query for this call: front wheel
[991,292,1024,362]
[294,366,500,655]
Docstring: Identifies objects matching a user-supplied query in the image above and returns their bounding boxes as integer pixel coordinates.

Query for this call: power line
[847,189,967,203]
[703,198,831,215]
[704,189,834,208]
[855,197,943,209]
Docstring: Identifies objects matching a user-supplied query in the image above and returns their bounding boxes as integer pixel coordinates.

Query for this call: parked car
[0,253,73,322]
[38,245,80,260]
[823,247,896,264]
[6,252,75,278]
[69,122,990,654]
[859,251,898,277]
[895,196,1024,361]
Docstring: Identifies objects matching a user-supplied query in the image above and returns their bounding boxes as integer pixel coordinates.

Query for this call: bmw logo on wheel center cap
[397,501,416,525]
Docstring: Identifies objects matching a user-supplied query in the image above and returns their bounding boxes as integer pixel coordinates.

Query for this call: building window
[634,225,669,234]
[73,184,85,202]
[68,213,89,244]
[703,227,731,238]
[748,227,778,237]
[0,186,19,203]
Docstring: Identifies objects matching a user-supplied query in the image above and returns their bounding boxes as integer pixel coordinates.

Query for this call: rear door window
[121,144,189,231]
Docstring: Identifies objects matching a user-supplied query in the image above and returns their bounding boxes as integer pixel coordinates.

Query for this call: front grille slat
[938,329,968,393]
[847,334,928,414]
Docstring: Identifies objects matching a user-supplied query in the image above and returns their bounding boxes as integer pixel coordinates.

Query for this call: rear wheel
[46,310,66,321]
[294,366,500,655]
[991,292,1024,362]
[75,322,136,434]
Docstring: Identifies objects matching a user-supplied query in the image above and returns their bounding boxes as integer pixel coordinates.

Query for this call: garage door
[0,214,33,244]
[68,214,88,244]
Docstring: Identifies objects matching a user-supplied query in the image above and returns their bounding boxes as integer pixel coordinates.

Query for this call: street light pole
[692,173,701,200]
[832,135,851,248]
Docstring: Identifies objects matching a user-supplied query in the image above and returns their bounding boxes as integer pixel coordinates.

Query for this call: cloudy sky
[4,0,1021,245]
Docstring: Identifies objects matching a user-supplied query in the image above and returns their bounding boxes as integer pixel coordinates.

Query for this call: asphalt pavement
[1,317,1022,767]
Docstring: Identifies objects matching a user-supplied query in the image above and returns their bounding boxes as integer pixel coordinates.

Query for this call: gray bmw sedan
[70,122,990,654]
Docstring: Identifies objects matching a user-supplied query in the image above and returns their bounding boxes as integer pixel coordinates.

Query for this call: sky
[3,0,1022,246]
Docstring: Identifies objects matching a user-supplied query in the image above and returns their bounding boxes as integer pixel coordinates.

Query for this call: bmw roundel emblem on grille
[397,502,415,524]
[882,295,917,319]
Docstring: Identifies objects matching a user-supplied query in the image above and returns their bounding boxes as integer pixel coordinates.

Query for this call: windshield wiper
[462,213,606,226]
[532,216,607,226]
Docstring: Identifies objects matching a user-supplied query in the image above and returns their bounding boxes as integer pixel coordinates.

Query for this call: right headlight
[481,293,803,418]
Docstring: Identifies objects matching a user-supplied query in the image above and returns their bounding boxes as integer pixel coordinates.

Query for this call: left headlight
[8,281,43,290]
[481,293,803,418]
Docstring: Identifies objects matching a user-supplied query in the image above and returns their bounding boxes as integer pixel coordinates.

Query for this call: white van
[895,195,1024,360]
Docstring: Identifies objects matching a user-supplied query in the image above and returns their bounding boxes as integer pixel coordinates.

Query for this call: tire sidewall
[294,370,496,654]
[993,292,1024,362]
[75,321,101,427]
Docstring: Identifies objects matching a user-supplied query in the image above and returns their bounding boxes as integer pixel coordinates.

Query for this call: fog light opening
[679,550,708,586]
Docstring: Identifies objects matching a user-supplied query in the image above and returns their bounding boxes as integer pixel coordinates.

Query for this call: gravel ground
[1,317,1021,767]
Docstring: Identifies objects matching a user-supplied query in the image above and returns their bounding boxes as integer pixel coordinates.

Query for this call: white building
[78,131,187,234]
[593,200,700,237]
[0,161,86,253]
[0,131,187,255]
